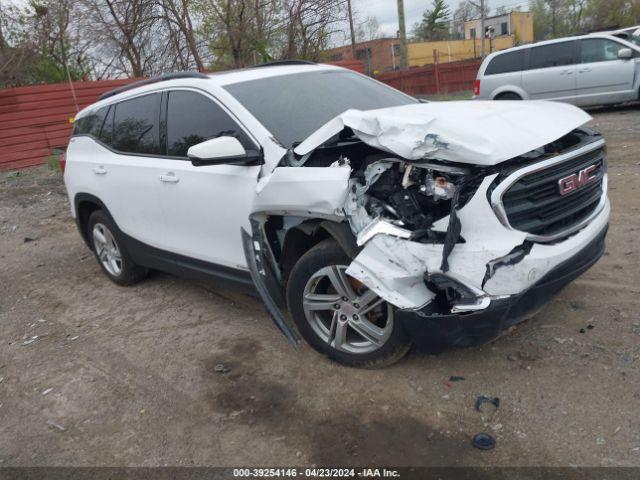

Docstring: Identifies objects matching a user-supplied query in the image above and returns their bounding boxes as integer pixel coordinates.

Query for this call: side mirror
[187,136,263,166]
[618,48,633,60]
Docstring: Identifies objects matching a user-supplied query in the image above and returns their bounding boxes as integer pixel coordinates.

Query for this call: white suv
[64,62,610,367]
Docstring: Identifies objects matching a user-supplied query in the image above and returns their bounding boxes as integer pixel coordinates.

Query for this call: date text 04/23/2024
[232,468,401,478]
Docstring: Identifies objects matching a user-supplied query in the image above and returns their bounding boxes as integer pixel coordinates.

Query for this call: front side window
[581,39,626,63]
[485,49,525,75]
[112,93,161,155]
[166,90,252,158]
[529,41,575,69]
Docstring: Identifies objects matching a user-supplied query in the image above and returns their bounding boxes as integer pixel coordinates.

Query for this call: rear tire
[88,210,148,286]
[495,92,522,100]
[286,239,411,368]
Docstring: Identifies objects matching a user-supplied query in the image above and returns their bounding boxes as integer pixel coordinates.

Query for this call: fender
[491,85,529,100]
[73,192,111,247]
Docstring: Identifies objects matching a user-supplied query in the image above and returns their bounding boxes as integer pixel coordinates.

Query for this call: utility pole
[480,0,485,58]
[397,0,408,69]
[346,0,357,58]
[468,0,486,57]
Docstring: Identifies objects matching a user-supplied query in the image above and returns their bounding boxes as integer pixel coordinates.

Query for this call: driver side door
[157,89,261,270]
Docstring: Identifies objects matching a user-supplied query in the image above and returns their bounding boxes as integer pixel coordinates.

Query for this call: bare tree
[280,0,345,60]
[156,0,205,71]
[79,0,160,77]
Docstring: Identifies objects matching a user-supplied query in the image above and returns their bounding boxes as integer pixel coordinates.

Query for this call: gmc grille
[496,141,606,241]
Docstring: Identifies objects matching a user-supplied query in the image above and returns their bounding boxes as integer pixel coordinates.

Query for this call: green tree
[411,0,451,41]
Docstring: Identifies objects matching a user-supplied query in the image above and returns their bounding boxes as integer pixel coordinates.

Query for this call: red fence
[376,58,481,96]
[0,78,135,170]
[0,58,480,171]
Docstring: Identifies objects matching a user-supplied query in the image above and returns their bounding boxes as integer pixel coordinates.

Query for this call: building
[408,37,515,66]
[321,38,401,76]
[464,11,534,44]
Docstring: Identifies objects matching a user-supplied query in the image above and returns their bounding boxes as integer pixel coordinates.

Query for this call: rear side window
[73,107,107,137]
[99,106,114,145]
[581,39,625,63]
[112,93,161,155]
[485,49,525,75]
[166,90,252,157]
[529,41,575,69]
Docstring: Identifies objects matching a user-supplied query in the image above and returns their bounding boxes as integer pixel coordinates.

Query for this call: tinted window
[166,91,252,157]
[485,49,525,75]
[73,107,107,137]
[529,41,575,69]
[581,39,625,63]
[112,93,160,154]
[224,70,416,148]
[99,106,114,145]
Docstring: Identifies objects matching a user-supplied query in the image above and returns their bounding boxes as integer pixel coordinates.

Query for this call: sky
[352,0,532,37]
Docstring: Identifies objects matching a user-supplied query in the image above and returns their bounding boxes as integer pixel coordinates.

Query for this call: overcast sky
[352,0,531,37]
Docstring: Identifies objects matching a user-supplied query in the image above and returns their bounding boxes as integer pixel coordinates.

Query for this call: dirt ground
[1,106,639,468]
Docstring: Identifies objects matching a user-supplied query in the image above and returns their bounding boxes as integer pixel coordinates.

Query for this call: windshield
[615,30,640,47]
[224,70,417,148]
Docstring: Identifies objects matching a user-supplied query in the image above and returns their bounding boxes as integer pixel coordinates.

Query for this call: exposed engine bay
[247,101,610,345]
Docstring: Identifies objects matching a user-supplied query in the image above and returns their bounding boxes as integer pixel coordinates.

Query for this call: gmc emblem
[558,164,598,195]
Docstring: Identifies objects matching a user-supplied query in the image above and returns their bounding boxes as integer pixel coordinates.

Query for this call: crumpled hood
[294,100,592,166]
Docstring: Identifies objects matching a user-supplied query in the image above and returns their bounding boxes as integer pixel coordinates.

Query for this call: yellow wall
[408,37,515,66]
[510,12,534,44]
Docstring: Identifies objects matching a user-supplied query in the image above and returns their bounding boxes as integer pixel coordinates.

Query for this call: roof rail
[252,60,317,68]
[99,71,210,101]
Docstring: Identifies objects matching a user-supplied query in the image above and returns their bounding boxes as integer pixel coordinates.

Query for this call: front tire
[286,239,411,368]
[88,210,147,286]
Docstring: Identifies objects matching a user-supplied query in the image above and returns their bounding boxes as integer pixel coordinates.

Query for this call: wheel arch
[74,193,111,248]
[272,217,359,286]
[491,86,528,100]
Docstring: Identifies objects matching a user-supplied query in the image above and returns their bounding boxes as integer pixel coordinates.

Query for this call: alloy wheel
[302,265,393,354]
[92,223,123,277]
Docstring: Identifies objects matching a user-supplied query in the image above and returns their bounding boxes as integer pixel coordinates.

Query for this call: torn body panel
[254,165,351,219]
[294,101,591,166]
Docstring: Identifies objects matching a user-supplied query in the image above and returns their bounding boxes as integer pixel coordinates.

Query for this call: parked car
[474,33,640,107]
[64,62,609,367]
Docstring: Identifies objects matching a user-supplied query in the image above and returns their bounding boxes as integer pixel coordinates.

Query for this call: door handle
[159,173,179,183]
[578,68,592,73]
[93,166,107,175]
[560,69,573,75]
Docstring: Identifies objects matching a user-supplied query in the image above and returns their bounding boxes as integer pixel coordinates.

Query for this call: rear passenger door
[522,41,578,102]
[575,38,637,106]
[157,89,261,270]
[86,93,167,248]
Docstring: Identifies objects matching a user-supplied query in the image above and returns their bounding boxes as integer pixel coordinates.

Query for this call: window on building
[470,28,476,39]
[501,22,508,35]
[529,41,576,69]
[166,91,251,158]
[112,93,161,155]
[355,48,371,60]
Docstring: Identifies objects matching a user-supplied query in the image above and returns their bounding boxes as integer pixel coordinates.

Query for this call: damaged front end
[245,101,610,348]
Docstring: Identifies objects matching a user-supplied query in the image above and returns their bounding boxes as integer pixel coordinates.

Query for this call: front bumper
[397,224,607,348]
